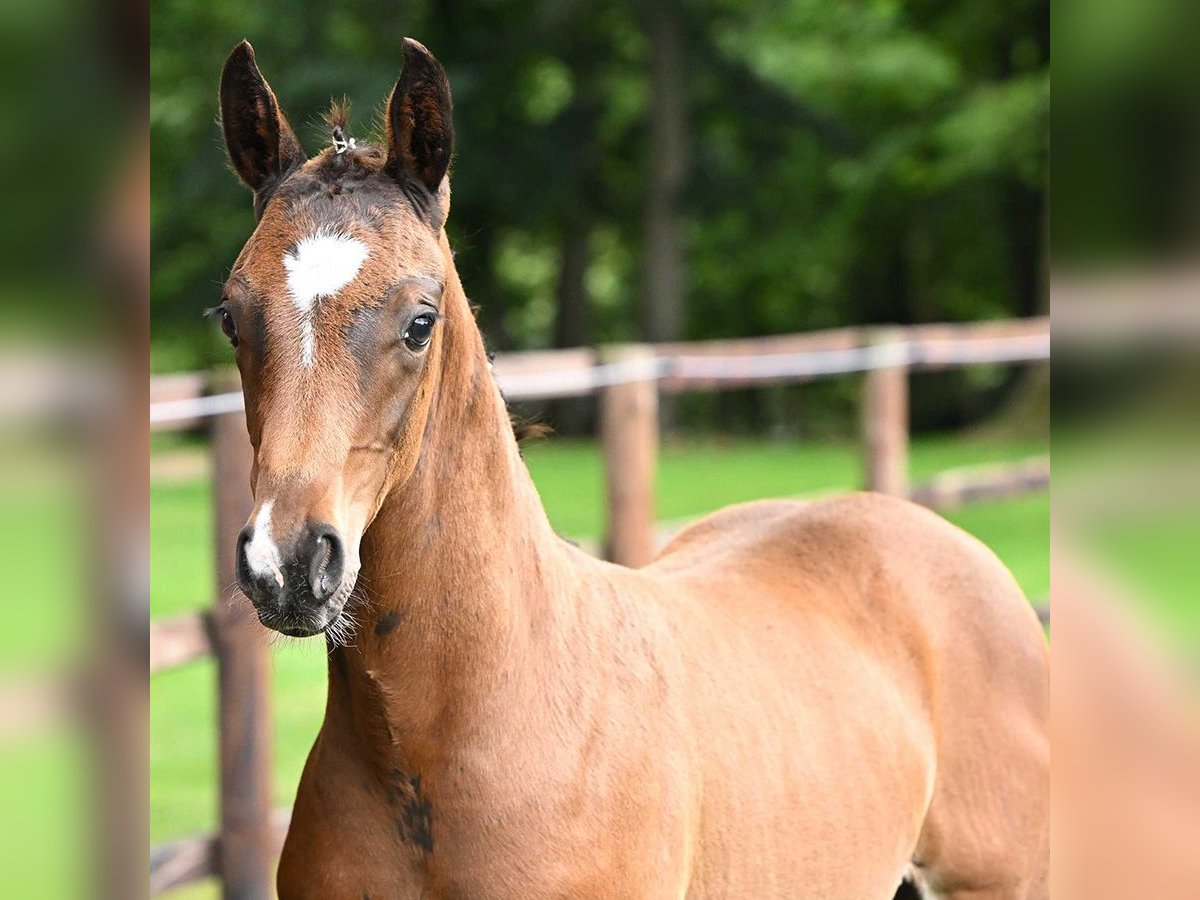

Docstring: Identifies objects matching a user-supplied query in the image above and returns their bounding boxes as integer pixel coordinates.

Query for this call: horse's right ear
[384,39,454,199]
[219,41,305,206]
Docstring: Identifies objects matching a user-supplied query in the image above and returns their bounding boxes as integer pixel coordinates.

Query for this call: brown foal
[215,39,1049,899]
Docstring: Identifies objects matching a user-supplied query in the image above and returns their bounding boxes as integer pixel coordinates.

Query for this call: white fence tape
[149,391,246,425]
[908,333,1051,367]
[495,355,668,400]
[149,333,1050,426]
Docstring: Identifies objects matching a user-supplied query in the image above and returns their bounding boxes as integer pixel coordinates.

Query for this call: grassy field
[151,433,1050,897]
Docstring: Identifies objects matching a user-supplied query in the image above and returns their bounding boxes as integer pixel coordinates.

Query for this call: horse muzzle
[235,519,356,637]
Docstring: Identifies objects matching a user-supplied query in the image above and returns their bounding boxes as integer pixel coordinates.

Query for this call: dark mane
[324,97,351,134]
[305,143,438,224]
[285,98,438,222]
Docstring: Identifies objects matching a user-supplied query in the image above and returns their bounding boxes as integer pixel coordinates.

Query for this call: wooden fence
[148,317,1049,897]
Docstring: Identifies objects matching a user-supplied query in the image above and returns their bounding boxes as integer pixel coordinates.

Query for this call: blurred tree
[642,0,689,348]
[151,0,1049,434]
[706,0,1048,428]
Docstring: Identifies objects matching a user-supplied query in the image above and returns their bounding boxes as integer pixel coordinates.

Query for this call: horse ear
[385,38,454,197]
[219,41,306,201]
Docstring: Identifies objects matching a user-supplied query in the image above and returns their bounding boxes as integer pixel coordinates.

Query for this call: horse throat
[325,269,564,771]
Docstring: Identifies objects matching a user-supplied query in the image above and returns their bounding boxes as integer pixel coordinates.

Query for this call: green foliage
[698,0,1047,338]
[151,0,1048,431]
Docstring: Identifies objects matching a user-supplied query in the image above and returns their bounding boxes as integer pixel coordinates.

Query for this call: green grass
[0,441,96,897]
[1075,511,1200,646]
[0,734,88,899]
[1053,424,1200,646]
[150,478,214,617]
[528,434,1048,551]
[150,432,1050,892]
[0,441,85,674]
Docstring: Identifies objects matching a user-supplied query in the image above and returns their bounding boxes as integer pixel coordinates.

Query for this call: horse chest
[280,725,693,899]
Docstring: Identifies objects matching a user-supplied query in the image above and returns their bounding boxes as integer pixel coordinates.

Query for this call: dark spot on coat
[374,611,405,638]
[391,771,433,854]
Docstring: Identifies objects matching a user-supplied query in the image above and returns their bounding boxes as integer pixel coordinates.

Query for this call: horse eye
[403,313,436,350]
[219,308,239,348]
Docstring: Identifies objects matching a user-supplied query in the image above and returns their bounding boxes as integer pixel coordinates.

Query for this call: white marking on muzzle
[245,500,285,588]
[283,231,369,367]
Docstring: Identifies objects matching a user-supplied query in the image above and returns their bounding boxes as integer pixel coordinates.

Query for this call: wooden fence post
[861,328,909,496]
[601,345,659,567]
[208,372,273,900]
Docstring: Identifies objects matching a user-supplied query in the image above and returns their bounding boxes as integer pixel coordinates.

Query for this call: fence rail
[147,456,1050,681]
[148,611,213,672]
[148,318,1049,896]
[150,809,292,896]
[150,318,1048,426]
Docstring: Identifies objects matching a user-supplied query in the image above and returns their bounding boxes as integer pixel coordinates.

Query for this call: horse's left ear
[385,39,454,203]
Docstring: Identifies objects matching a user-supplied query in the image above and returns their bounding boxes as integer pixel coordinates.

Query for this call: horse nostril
[307,526,346,602]
[235,526,253,592]
[311,537,332,592]
[235,524,282,606]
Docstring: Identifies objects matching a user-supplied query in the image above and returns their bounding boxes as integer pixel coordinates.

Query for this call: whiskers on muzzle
[323,572,369,648]
[297,574,370,650]
[252,571,363,646]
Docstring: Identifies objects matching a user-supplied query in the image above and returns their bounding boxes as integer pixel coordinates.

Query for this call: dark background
[151,0,1049,435]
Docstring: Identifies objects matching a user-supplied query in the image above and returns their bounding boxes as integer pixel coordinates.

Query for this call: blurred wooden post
[601,345,659,567]
[208,372,273,900]
[861,328,909,496]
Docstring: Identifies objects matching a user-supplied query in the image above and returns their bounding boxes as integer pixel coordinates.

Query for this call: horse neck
[328,254,568,768]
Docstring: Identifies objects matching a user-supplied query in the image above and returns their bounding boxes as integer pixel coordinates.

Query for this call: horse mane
[511,416,552,444]
[324,98,352,135]
[482,347,552,446]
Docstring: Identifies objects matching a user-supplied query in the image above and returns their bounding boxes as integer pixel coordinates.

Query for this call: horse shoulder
[646,491,1047,739]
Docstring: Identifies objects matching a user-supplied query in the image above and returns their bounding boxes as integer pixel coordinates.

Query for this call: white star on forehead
[283,231,370,367]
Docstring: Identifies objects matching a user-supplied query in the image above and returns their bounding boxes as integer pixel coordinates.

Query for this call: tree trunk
[462,224,511,350]
[554,215,592,351]
[977,177,1049,439]
[642,3,688,428]
[977,6,1049,439]
[550,215,593,433]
